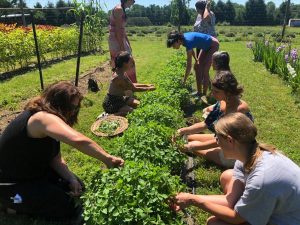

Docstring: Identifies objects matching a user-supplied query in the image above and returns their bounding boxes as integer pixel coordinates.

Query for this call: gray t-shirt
[233,151,300,225]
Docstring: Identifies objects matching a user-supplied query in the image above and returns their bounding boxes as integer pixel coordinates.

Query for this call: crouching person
[103,51,155,116]
[0,81,124,223]
[172,113,300,225]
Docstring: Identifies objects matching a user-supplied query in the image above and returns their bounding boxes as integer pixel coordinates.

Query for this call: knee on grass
[206,216,223,225]
[220,169,233,192]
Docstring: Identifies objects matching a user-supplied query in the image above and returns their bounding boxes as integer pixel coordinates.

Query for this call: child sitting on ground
[102,51,155,116]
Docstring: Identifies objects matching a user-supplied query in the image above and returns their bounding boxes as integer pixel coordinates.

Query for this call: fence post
[281,0,291,40]
[75,12,85,87]
[31,12,44,90]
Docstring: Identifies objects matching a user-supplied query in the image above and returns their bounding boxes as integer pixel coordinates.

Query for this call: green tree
[170,0,191,30]
[56,0,68,25]
[290,4,300,19]
[245,0,267,25]
[266,1,276,25]
[65,0,76,25]
[233,3,245,25]
[44,2,59,25]
[162,5,171,25]
[224,0,236,24]
[0,0,13,7]
[214,0,226,23]
[33,2,46,24]
[16,0,27,8]
[34,2,42,8]
[277,1,291,25]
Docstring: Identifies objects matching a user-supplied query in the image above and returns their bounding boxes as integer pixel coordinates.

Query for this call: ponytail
[215,113,277,173]
[167,30,184,48]
[244,142,277,173]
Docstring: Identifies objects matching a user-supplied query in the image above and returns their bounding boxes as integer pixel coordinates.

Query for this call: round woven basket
[91,115,128,137]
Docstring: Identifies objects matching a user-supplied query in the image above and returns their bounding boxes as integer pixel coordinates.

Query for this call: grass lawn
[0,33,299,224]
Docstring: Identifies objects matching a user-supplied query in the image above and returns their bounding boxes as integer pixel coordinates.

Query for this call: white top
[233,151,300,225]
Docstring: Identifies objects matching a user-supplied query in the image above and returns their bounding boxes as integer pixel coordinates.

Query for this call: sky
[26,0,289,9]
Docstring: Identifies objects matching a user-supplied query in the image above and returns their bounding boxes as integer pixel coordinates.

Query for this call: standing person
[103,51,155,116]
[173,113,300,225]
[0,81,124,223]
[167,31,219,99]
[193,0,217,101]
[194,0,216,38]
[108,0,137,83]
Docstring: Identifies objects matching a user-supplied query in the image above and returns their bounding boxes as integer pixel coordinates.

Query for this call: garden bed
[82,52,202,224]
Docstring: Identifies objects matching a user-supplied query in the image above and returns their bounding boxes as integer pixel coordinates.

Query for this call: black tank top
[0,110,60,182]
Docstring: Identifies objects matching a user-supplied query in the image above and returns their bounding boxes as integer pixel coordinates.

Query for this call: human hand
[148,85,156,91]
[69,178,83,197]
[181,78,186,86]
[177,128,185,136]
[105,155,125,168]
[171,193,194,211]
[172,130,182,143]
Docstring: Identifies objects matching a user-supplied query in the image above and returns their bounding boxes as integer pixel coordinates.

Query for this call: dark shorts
[102,94,130,114]
[0,170,84,222]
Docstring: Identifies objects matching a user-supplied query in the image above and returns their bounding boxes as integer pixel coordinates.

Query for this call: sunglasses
[214,133,221,143]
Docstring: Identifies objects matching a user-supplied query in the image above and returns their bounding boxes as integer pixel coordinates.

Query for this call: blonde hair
[215,112,277,173]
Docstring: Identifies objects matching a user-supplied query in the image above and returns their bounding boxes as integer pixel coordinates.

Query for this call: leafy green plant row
[117,51,191,172]
[83,161,185,225]
[0,25,102,72]
[82,52,191,224]
[248,39,300,100]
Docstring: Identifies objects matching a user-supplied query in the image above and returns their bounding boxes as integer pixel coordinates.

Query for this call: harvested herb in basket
[98,120,120,135]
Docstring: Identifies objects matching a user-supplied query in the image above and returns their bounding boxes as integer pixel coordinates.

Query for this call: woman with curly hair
[0,81,124,223]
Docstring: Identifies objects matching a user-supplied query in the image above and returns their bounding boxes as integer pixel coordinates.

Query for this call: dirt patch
[0,61,112,135]
[75,61,111,95]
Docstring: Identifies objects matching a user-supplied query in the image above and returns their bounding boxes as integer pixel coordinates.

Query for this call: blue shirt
[183,32,212,52]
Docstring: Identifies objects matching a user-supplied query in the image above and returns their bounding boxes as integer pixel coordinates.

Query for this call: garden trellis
[0,7,86,89]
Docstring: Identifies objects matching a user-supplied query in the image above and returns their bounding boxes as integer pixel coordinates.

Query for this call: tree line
[0,0,300,26]
[128,0,300,26]
[0,0,77,25]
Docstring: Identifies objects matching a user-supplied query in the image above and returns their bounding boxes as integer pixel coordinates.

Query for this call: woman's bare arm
[27,112,124,168]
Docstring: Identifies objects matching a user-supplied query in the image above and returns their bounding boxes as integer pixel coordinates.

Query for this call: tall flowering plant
[247,39,299,96]
[0,22,103,73]
[286,49,300,95]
